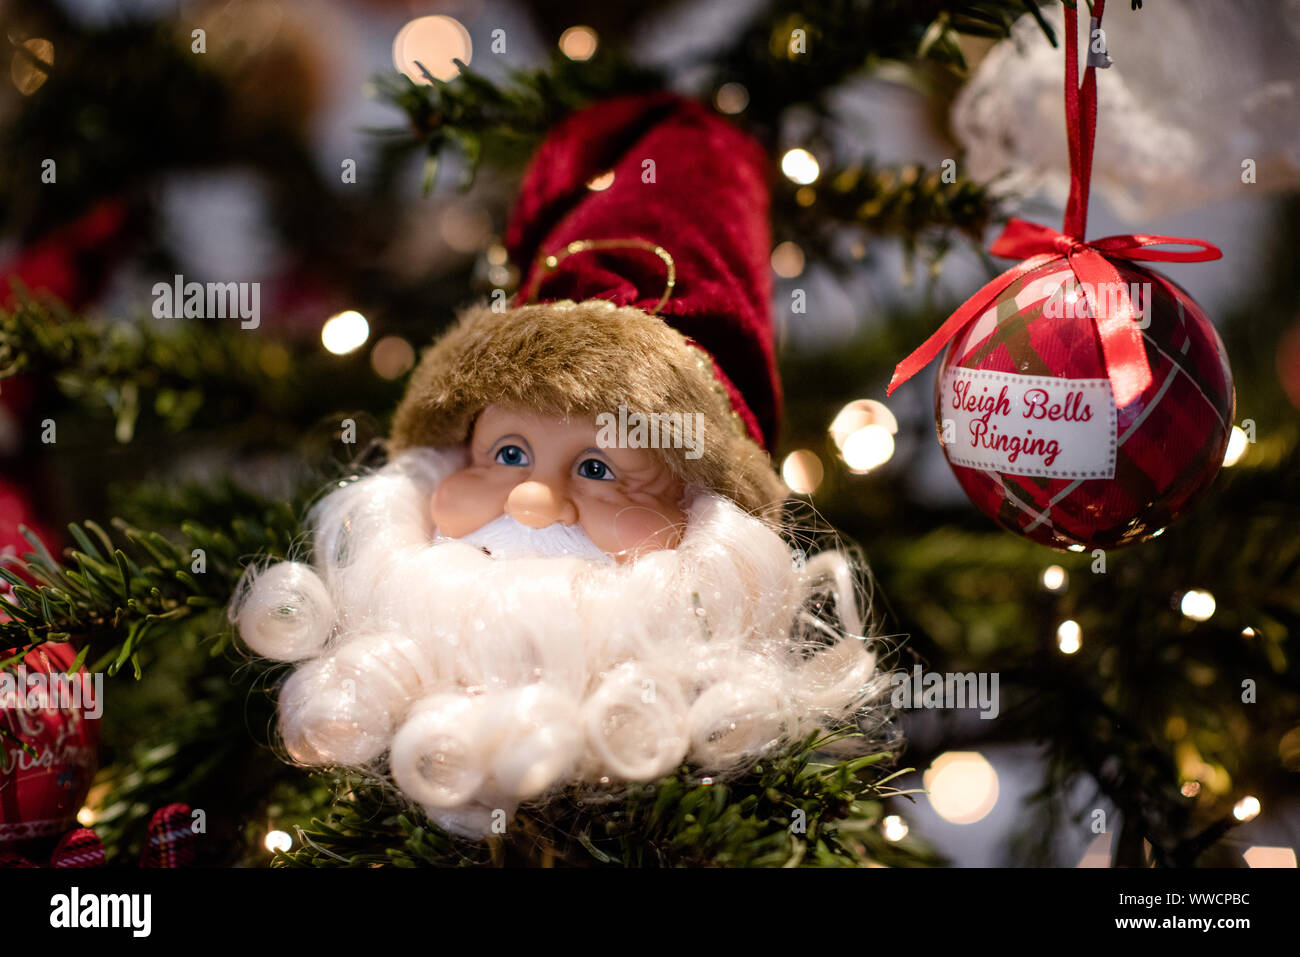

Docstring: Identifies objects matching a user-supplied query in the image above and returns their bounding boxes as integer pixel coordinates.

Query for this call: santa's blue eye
[577,458,614,481]
[495,444,530,467]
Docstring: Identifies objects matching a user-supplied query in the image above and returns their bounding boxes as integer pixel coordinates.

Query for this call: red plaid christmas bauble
[934,258,1234,550]
[0,644,101,846]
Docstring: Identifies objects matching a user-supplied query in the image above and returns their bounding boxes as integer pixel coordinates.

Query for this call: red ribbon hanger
[886,0,1222,409]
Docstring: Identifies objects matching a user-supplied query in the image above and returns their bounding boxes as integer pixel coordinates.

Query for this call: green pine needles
[279,735,930,868]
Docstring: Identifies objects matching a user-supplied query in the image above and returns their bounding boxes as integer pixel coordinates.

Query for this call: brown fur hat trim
[389,299,788,516]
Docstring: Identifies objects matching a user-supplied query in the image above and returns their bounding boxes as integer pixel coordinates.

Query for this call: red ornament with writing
[932,257,1233,549]
[1,643,102,848]
[888,0,1235,550]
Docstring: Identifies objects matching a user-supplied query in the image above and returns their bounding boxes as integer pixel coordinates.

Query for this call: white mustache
[450,514,613,562]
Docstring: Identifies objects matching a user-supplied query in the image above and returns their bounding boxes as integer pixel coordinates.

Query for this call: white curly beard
[231,448,889,838]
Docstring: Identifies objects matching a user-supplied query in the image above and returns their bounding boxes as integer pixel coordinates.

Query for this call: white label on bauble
[939,367,1116,479]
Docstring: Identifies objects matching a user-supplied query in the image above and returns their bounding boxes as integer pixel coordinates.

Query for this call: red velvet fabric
[1,200,132,311]
[505,93,780,450]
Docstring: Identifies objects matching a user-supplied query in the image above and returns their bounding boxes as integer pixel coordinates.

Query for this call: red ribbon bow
[886,218,1221,407]
[886,0,1221,409]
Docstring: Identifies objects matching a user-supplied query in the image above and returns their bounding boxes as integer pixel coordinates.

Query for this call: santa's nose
[505,480,579,529]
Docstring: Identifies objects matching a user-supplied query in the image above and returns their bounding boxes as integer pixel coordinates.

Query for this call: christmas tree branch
[374,54,660,192]
[379,0,1043,243]
[279,733,938,868]
[774,159,999,268]
[0,296,399,445]
[699,0,1054,128]
[0,480,300,666]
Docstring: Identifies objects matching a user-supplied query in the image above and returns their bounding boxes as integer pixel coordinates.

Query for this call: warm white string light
[1180,589,1216,622]
[1057,620,1081,654]
[1040,565,1067,592]
[781,148,820,185]
[321,310,370,355]
[1222,425,1250,466]
[829,400,898,473]
[1233,795,1261,822]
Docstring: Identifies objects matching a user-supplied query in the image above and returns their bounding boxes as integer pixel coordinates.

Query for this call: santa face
[233,446,886,839]
[431,404,688,562]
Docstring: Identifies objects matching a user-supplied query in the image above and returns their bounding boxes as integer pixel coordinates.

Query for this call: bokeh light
[321,310,370,355]
[714,82,749,114]
[559,26,598,61]
[840,425,895,473]
[1057,619,1081,654]
[1233,795,1261,822]
[1223,425,1250,466]
[1180,589,1216,622]
[781,449,824,494]
[11,38,53,96]
[393,16,471,84]
[770,241,805,278]
[882,815,908,841]
[1244,846,1296,868]
[781,148,820,185]
[830,399,898,447]
[371,335,415,380]
[1040,565,1067,592]
[440,203,491,253]
[830,399,898,474]
[924,751,999,825]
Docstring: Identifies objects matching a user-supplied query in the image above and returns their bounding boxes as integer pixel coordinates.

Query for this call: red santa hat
[390,92,787,514]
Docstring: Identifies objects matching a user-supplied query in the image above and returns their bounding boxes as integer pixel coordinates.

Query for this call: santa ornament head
[389,92,788,519]
[233,93,889,838]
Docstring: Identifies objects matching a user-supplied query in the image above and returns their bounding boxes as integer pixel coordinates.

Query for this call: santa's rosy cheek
[580,497,685,559]
[431,469,507,538]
